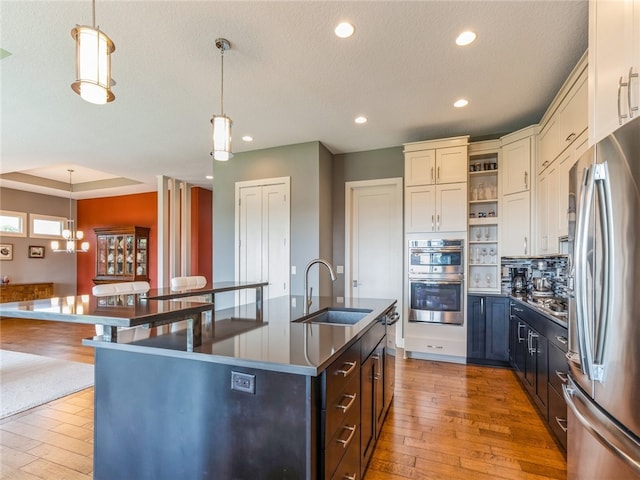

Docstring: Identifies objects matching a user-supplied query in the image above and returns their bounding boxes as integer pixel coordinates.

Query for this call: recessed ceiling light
[206,175,213,180]
[354,116,367,124]
[456,31,477,46]
[454,99,469,108]
[335,22,355,38]
[242,135,253,142]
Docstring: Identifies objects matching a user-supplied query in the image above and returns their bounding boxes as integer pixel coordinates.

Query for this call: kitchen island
[83,295,396,480]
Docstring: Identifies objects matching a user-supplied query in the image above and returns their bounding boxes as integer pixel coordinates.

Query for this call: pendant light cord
[220,48,225,115]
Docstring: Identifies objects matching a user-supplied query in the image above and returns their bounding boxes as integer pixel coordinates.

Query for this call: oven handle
[409,279,463,285]
[409,247,463,253]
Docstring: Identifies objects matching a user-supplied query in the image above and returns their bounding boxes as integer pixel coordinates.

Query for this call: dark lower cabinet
[467,295,509,365]
[361,339,385,476]
[508,298,568,453]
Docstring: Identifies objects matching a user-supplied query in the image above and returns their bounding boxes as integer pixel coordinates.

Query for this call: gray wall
[331,146,404,298]
[212,142,327,301]
[0,187,78,296]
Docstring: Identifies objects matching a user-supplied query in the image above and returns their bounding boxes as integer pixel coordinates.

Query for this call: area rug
[0,349,94,419]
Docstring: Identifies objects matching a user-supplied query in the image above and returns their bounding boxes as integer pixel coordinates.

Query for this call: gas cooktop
[526,296,568,318]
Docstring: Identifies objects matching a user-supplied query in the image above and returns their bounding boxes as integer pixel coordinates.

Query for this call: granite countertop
[509,294,568,329]
[0,294,213,327]
[83,295,396,377]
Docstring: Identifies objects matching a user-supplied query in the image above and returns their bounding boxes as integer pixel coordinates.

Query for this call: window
[29,214,66,239]
[0,210,27,237]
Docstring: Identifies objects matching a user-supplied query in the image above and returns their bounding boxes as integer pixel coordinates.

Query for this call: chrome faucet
[303,258,337,314]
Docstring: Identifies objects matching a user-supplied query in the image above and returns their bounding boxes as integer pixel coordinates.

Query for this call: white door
[236,178,290,302]
[345,178,403,303]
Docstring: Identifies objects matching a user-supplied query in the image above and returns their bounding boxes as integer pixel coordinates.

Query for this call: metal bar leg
[255,286,263,322]
[187,314,202,352]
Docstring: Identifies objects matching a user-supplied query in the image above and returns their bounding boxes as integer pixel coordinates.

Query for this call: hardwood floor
[0,319,566,479]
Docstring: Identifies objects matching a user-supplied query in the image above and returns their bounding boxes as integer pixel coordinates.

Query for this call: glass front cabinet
[93,226,150,284]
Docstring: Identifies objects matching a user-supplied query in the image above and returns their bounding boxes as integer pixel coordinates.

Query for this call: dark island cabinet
[508,298,568,452]
[467,295,510,366]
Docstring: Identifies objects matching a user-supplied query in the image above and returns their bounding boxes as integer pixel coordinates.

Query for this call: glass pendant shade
[71,25,115,104]
[212,115,233,161]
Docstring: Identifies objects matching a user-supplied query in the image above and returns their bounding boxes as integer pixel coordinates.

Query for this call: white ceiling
[0,1,588,199]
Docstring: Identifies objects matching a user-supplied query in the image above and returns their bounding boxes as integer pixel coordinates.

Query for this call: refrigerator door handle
[563,379,640,474]
[574,165,594,377]
[592,162,614,383]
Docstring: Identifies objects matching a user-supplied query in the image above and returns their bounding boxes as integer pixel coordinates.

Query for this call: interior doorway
[344,178,403,306]
[235,177,290,303]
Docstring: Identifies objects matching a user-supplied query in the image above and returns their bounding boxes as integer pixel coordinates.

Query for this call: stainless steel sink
[296,307,372,326]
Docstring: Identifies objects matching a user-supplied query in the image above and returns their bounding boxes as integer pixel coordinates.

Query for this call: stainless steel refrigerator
[565,116,640,479]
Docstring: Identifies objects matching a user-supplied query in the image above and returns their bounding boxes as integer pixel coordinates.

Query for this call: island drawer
[324,372,360,446]
[361,320,385,362]
[330,425,361,480]
[324,398,360,479]
[323,341,361,408]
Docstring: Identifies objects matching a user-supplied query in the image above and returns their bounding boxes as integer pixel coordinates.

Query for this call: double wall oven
[408,239,464,324]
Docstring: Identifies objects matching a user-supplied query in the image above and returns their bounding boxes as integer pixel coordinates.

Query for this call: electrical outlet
[336,265,344,274]
[291,265,296,274]
[231,371,256,394]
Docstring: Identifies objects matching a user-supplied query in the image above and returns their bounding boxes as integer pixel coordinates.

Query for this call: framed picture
[28,245,45,258]
[0,243,13,260]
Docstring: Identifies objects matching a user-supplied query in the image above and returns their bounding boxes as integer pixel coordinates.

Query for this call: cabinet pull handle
[555,335,568,345]
[513,307,524,313]
[343,474,357,480]
[437,166,440,181]
[426,344,443,349]
[431,214,435,231]
[618,76,629,124]
[480,297,485,317]
[431,167,435,182]
[336,425,357,448]
[524,171,528,190]
[555,370,569,383]
[524,236,528,255]
[436,214,440,231]
[555,416,568,433]
[336,393,357,413]
[565,132,577,143]
[629,67,639,118]
[336,361,357,377]
[517,322,526,342]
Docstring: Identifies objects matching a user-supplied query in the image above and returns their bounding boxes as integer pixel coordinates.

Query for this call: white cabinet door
[502,192,531,256]
[557,130,588,238]
[405,185,436,232]
[405,183,467,233]
[589,0,639,144]
[536,171,550,254]
[405,150,435,186]
[559,76,588,149]
[435,183,467,232]
[502,137,531,195]
[538,117,559,174]
[436,146,468,184]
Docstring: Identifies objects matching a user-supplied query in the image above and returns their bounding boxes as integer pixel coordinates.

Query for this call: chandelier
[70,0,115,104]
[51,170,90,253]
[211,38,233,161]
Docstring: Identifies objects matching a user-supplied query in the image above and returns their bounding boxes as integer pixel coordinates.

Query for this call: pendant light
[70,0,115,104]
[51,170,90,253]
[211,38,233,161]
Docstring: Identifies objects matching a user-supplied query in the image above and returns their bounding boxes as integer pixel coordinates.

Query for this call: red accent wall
[77,192,157,294]
[76,188,212,294]
[190,188,213,278]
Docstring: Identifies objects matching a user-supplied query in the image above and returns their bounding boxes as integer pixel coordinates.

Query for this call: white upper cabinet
[589,0,640,144]
[501,135,532,196]
[435,146,468,184]
[404,137,469,186]
[405,183,467,233]
[404,149,436,186]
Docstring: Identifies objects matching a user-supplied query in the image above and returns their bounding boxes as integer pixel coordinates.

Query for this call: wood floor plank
[0,318,566,479]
